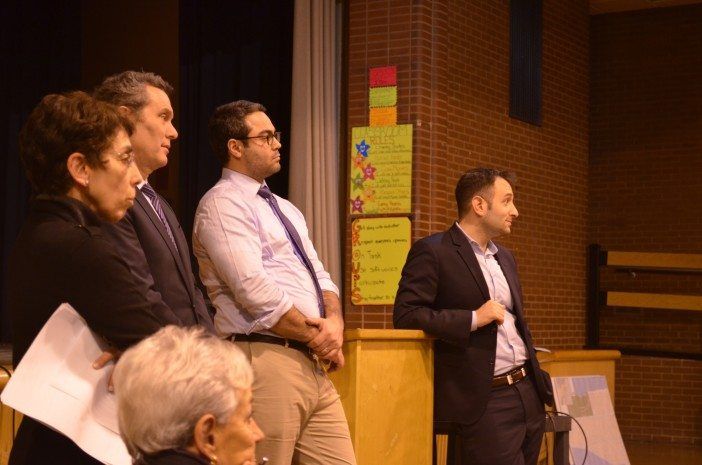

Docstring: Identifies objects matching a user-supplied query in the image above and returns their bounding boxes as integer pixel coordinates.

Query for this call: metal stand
[546,414,572,465]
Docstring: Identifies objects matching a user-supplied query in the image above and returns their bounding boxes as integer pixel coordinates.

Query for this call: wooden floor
[626,440,702,465]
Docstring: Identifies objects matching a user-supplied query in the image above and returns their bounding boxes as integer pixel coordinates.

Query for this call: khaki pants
[234,341,356,465]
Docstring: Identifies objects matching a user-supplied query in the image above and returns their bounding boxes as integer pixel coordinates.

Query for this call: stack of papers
[1,303,131,465]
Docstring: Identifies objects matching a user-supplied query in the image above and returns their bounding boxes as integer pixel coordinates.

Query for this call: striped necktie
[258,185,325,317]
[140,183,178,250]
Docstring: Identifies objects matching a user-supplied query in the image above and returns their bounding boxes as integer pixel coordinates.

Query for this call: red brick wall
[344,0,590,351]
[615,357,702,444]
[590,5,702,445]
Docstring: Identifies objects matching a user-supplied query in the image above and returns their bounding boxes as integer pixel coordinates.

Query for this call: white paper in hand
[1,303,131,465]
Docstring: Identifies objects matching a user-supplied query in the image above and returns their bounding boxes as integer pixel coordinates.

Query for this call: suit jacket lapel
[160,199,198,299]
[449,224,490,301]
[493,250,535,350]
[135,191,190,288]
[493,250,523,317]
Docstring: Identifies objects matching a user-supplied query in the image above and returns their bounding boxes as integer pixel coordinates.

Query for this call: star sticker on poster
[353,154,365,169]
[362,163,377,180]
[352,174,365,191]
[350,196,364,213]
[355,139,370,157]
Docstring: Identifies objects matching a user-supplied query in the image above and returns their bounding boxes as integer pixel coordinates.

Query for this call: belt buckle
[520,367,526,378]
[506,373,514,385]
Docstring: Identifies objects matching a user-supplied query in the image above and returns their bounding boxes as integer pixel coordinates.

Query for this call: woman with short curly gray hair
[113,326,264,465]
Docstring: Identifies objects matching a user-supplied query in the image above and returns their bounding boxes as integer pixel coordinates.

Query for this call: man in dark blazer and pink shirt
[394,168,553,465]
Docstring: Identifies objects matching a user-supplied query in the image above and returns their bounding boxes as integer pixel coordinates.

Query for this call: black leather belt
[492,365,528,388]
[228,333,311,355]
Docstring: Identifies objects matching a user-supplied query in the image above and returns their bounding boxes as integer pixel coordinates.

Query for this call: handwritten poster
[369,106,397,126]
[369,66,397,87]
[349,124,412,214]
[369,86,397,108]
[351,217,411,305]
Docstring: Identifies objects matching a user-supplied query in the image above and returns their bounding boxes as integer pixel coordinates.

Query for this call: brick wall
[590,5,702,445]
[345,0,590,352]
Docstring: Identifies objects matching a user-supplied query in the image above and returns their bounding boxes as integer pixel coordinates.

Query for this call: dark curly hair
[19,91,134,195]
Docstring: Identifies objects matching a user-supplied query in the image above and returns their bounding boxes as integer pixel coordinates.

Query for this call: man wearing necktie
[193,100,355,465]
[394,168,553,465]
[94,71,215,334]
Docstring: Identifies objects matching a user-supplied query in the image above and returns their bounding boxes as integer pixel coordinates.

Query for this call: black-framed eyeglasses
[240,131,282,148]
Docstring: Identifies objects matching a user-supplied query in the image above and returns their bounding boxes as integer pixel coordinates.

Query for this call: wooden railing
[586,244,702,360]
[0,366,21,465]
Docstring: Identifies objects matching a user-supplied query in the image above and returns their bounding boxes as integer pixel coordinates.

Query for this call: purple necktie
[140,183,178,250]
[258,185,325,317]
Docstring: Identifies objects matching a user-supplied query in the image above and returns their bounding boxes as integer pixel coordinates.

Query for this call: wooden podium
[537,349,621,403]
[537,349,621,465]
[327,331,621,465]
[328,329,434,465]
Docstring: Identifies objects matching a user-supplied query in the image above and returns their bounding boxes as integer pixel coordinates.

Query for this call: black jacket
[101,188,215,333]
[7,196,162,465]
[393,224,553,429]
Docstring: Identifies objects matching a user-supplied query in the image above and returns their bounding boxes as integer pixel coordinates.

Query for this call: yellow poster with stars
[349,124,412,215]
[351,217,411,305]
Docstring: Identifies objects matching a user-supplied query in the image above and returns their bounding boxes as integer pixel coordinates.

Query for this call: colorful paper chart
[349,124,412,214]
[351,217,411,305]
[369,86,397,108]
[369,106,397,126]
[369,66,397,87]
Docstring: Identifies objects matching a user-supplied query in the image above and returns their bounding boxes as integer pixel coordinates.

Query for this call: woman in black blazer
[7,91,162,465]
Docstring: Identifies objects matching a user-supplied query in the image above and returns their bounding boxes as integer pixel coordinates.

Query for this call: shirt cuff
[470,311,478,332]
[318,278,339,297]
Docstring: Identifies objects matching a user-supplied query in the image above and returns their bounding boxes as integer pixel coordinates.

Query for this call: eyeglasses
[240,131,282,148]
[105,150,135,167]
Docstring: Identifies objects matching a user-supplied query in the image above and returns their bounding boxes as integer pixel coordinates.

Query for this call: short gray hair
[93,70,173,112]
[113,326,253,459]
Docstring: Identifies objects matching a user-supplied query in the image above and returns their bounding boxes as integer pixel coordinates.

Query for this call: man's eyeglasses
[240,131,282,148]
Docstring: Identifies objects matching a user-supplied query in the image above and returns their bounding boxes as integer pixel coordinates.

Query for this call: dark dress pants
[458,376,545,465]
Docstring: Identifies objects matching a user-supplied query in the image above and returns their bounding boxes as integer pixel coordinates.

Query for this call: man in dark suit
[94,71,215,333]
[394,167,553,465]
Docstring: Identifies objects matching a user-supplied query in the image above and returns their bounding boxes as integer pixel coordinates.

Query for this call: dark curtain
[0,0,82,342]
[0,1,295,341]
[178,0,295,240]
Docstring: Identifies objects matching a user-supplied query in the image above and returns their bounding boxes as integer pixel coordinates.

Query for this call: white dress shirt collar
[455,222,499,257]
[221,168,266,198]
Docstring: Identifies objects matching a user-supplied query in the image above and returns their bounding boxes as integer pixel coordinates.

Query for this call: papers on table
[1,303,131,465]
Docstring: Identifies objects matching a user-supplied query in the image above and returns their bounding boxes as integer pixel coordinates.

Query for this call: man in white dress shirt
[193,100,355,465]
